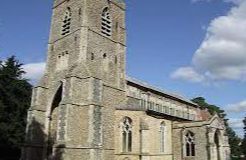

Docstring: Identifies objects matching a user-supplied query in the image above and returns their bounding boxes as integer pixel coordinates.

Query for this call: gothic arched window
[62,7,72,36]
[160,122,165,152]
[101,7,112,37]
[122,117,132,152]
[185,131,195,157]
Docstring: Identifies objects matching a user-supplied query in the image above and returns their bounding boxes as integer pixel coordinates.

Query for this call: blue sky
[0,0,245,137]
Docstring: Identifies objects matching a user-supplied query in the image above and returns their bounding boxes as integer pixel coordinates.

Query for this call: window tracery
[122,117,132,152]
[185,131,195,157]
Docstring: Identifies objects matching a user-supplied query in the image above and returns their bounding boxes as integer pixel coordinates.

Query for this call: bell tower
[46,0,126,88]
[23,0,126,159]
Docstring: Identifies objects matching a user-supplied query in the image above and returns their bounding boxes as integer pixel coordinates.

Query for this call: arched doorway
[47,85,63,159]
[214,130,221,160]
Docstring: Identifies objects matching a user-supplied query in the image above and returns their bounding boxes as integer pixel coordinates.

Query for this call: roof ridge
[126,76,198,106]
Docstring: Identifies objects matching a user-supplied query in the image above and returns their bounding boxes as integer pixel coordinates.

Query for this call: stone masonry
[22,0,230,160]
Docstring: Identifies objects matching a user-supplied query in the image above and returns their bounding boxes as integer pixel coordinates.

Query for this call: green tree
[192,97,226,118]
[191,97,242,158]
[0,56,32,159]
[242,116,246,157]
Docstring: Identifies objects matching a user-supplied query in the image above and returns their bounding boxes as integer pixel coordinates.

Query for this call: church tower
[23,0,126,159]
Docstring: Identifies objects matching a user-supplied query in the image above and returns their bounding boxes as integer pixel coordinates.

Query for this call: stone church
[22,0,230,160]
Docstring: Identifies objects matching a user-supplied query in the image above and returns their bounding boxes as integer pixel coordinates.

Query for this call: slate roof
[126,76,198,107]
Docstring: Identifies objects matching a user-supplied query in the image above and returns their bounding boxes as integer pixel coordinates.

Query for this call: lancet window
[122,117,132,152]
[185,131,195,157]
[160,122,166,152]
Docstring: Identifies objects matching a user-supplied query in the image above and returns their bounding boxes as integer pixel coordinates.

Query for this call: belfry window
[185,131,195,157]
[160,122,165,152]
[101,7,112,37]
[62,8,72,36]
[122,117,132,152]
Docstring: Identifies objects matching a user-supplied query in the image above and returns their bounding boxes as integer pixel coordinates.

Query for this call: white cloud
[227,100,246,113]
[228,117,244,137]
[226,100,246,137]
[23,62,46,83]
[170,67,205,83]
[229,118,244,129]
[172,1,246,83]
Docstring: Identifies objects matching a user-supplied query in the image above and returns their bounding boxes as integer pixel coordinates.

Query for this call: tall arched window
[185,131,195,157]
[101,7,112,37]
[122,117,132,152]
[160,122,165,152]
[62,7,72,36]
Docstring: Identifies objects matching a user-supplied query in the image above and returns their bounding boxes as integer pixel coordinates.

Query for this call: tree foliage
[192,97,226,118]
[191,97,242,158]
[242,116,246,157]
[0,56,32,159]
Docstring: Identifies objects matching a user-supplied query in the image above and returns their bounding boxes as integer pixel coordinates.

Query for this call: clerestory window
[62,7,72,36]
[122,117,132,152]
[101,7,112,37]
[185,131,195,157]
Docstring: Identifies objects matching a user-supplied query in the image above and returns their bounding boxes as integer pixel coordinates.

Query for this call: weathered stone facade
[22,0,230,160]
